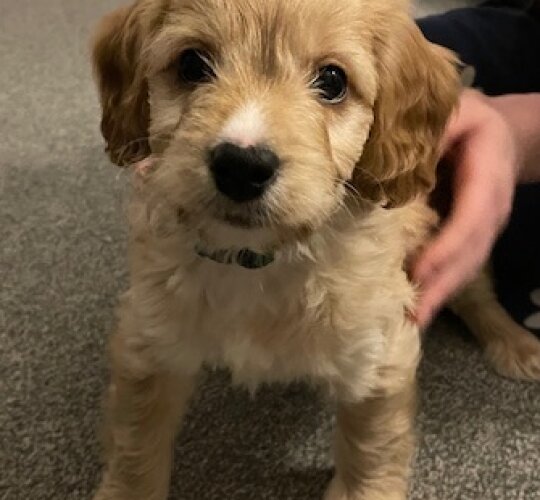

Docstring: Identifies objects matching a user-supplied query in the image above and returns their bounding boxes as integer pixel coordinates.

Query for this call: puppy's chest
[164,257,394,392]
[173,264,325,377]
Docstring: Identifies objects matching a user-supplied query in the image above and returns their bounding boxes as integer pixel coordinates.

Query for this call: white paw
[524,288,540,330]
[323,476,405,500]
[486,326,540,381]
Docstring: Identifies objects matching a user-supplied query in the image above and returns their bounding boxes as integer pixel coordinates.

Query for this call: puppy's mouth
[178,198,271,231]
[221,212,259,228]
[213,201,270,229]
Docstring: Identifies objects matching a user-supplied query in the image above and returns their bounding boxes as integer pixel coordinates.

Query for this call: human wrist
[489,93,540,184]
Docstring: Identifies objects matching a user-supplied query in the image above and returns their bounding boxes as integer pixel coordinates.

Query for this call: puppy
[91,1,540,499]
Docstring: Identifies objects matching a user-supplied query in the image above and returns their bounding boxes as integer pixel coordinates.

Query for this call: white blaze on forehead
[219,101,267,147]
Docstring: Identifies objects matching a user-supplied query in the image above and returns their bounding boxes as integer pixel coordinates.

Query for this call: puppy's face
[93,0,458,243]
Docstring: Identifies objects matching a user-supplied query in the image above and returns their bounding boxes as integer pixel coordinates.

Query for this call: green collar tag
[195,244,275,270]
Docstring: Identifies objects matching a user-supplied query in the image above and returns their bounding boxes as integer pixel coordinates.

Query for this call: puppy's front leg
[325,382,416,500]
[94,333,196,500]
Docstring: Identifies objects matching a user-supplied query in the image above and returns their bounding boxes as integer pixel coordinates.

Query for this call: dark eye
[313,65,348,103]
[177,49,214,84]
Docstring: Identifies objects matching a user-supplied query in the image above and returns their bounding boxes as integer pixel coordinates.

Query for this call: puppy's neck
[194,220,304,271]
[195,242,275,270]
[192,207,380,272]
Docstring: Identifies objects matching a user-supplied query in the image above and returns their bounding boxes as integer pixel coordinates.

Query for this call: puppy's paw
[93,475,168,500]
[92,481,118,500]
[485,326,540,381]
[323,477,352,500]
[323,477,405,500]
[92,475,129,500]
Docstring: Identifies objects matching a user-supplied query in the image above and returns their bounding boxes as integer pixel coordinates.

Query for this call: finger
[415,141,500,285]
[414,216,492,302]
[412,216,472,286]
[415,262,467,328]
[415,229,491,328]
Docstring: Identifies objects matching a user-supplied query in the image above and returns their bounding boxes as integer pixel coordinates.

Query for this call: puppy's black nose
[208,142,280,203]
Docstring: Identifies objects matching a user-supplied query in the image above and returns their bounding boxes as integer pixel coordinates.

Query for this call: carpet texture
[1,1,538,499]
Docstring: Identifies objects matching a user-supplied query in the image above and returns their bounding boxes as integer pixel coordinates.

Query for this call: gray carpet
[1,1,538,499]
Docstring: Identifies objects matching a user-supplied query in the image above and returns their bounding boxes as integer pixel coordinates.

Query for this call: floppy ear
[354,14,460,207]
[92,5,150,166]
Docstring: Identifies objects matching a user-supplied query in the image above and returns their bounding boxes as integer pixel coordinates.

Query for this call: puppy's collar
[195,243,275,270]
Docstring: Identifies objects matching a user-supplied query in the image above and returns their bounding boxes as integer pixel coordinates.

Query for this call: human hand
[411,89,519,327]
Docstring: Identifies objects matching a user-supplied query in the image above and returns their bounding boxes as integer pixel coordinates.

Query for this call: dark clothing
[419,3,540,94]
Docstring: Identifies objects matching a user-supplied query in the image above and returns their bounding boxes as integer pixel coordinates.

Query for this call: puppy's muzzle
[208,142,280,203]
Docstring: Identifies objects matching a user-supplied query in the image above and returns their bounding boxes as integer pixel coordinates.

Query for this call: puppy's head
[93,0,458,246]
